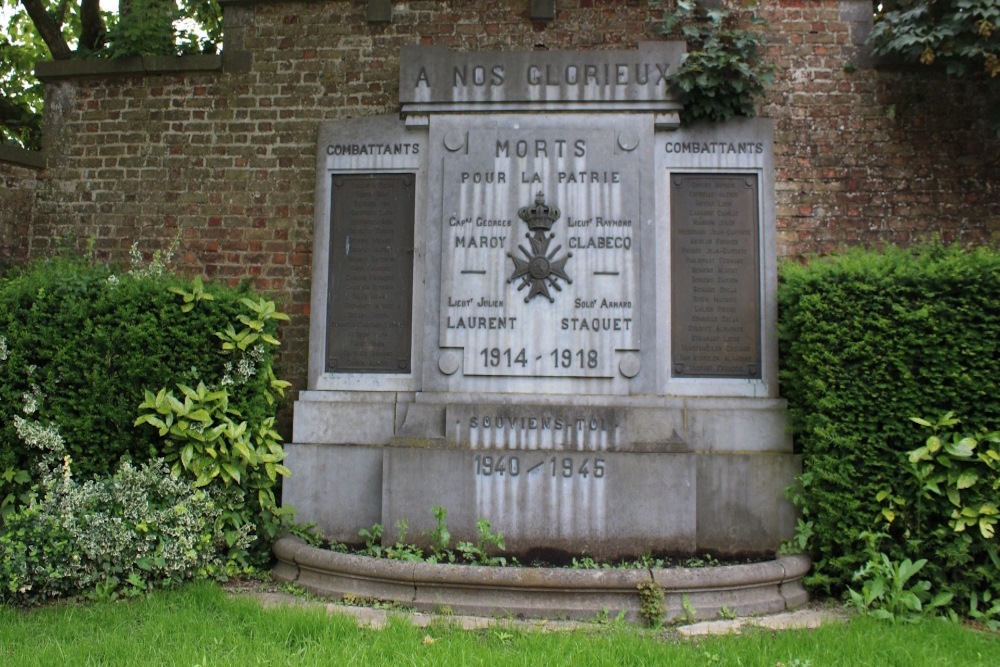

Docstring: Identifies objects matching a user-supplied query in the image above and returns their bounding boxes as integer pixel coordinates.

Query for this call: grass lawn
[1,580,997,666]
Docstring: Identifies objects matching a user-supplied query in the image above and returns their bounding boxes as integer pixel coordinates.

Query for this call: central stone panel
[286,44,797,561]
[436,116,642,383]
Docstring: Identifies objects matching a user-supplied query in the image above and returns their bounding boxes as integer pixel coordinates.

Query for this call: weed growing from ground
[636,581,665,627]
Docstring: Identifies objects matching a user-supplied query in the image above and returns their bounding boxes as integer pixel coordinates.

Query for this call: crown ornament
[518,191,561,232]
[508,190,572,303]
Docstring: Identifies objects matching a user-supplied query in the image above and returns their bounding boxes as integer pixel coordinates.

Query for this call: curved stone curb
[274,536,810,623]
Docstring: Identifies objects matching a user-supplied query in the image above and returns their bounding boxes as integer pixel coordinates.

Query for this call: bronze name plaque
[670,174,761,378]
[326,173,414,373]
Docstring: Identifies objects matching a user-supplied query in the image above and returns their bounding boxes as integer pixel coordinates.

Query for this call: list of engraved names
[326,174,414,373]
[670,174,761,377]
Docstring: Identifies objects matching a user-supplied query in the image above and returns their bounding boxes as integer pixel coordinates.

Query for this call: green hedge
[0,257,274,496]
[778,244,1000,592]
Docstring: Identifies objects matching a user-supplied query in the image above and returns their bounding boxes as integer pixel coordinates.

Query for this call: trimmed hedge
[778,244,1000,592]
[0,257,275,496]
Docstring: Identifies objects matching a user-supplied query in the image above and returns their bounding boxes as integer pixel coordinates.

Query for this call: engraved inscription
[473,454,606,479]
[670,174,761,378]
[326,174,414,373]
[439,125,641,378]
[448,405,625,450]
[400,43,686,105]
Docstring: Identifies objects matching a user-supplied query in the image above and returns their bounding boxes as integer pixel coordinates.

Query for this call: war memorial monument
[282,41,798,566]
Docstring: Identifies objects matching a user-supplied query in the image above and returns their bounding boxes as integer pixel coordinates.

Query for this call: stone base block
[695,453,801,556]
[282,443,383,543]
[382,448,696,560]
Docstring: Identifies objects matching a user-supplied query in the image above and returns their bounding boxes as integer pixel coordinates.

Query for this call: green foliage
[0,6,47,149]
[903,413,999,541]
[286,521,324,548]
[455,518,507,566]
[0,257,261,485]
[0,1,222,149]
[848,532,953,623]
[349,508,510,566]
[777,243,1000,593]
[570,555,603,569]
[637,581,665,627]
[105,0,178,58]
[0,416,248,605]
[780,517,814,555]
[134,382,292,563]
[660,0,777,124]
[134,292,293,565]
[106,0,221,58]
[0,252,292,567]
[383,519,426,562]
[0,463,32,525]
[177,0,223,51]
[865,413,1000,620]
[871,0,1000,78]
[423,505,453,562]
[168,275,214,313]
[680,593,697,623]
[967,589,1000,630]
[357,523,385,558]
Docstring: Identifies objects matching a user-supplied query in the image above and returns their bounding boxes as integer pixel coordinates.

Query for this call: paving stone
[238,588,845,636]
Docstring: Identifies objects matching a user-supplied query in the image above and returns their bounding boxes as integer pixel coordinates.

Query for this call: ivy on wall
[659,0,777,124]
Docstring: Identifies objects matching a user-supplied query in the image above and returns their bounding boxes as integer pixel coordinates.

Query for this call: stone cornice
[35,55,222,82]
[0,145,46,170]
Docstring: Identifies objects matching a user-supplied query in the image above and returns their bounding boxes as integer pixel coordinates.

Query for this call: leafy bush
[105,0,178,58]
[0,251,291,566]
[857,413,999,624]
[778,244,1000,592]
[660,0,777,124]
[135,295,293,564]
[105,0,222,58]
[848,531,954,623]
[0,256,271,480]
[1,416,249,605]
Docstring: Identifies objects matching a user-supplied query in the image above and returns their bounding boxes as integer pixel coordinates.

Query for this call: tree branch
[18,0,72,60]
[54,0,69,25]
[79,0,107,52]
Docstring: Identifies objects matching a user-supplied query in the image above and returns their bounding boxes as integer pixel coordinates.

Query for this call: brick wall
[760,0,999,255]
[17,0,1000,420]
[0,148,43,268]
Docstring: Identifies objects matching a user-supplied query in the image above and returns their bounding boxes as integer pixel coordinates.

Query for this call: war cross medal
[507,191,572,303]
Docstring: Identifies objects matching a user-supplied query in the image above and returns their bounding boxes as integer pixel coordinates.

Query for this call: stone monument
[286,42,797,559]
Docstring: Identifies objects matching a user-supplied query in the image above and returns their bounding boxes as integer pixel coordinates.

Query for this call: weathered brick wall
[0,149,43,268]
[760,0,999,255]
[18,0,1000,421]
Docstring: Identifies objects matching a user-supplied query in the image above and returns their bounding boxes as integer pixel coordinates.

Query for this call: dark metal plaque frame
[670,173,761,378]
[326,173,415,373]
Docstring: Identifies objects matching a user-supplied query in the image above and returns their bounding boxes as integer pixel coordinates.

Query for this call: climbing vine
[660,0,777,124]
